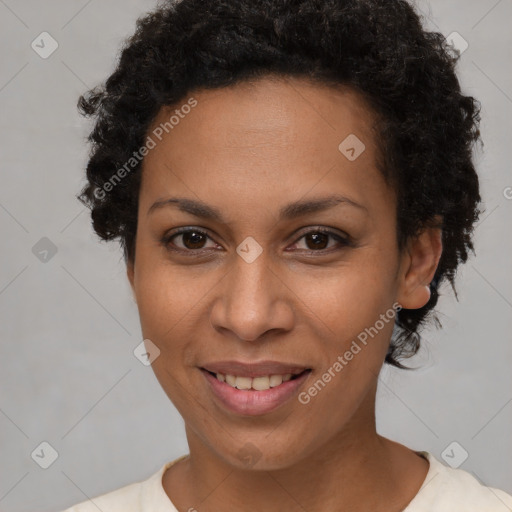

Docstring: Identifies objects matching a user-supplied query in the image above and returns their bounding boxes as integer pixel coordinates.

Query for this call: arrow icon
[31,32,59,59]
[134,339,161,365]
[236,236,262,263]
[339,134,365,161]
[32,237,58,262]
[441,441,468,468]
[31,441,59,468]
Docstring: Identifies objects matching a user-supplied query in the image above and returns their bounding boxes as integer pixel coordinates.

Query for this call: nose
[209,250,295,342]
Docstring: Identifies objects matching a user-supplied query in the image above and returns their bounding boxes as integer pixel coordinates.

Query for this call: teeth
[235,376,252,390]
[253,376,272,390]
[215,372,297,391]
[269,374,283,387]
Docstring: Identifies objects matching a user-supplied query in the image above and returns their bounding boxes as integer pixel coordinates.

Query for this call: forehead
[140,75,391,220]
[149,75,377,148]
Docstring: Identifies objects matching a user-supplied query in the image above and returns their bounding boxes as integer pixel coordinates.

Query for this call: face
[127,76,439,470]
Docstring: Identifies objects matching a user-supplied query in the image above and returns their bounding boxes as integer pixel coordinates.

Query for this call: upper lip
[201,360,310,378]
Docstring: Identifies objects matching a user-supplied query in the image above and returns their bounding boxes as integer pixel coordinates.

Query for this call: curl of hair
[77,0,482,368]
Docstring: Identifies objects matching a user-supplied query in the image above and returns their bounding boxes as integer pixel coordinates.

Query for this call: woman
[62,0,512,510]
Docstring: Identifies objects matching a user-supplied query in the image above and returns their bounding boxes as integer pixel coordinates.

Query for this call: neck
[163,389,428,512]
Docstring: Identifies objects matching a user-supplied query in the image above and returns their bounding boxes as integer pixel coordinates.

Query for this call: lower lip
[201,369,311,416]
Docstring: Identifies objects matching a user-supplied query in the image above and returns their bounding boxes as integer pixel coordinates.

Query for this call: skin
[127,75,442,512]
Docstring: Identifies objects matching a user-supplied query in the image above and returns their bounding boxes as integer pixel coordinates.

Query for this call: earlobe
[396,223,443,310]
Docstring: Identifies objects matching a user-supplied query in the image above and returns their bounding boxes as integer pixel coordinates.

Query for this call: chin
[215,435,309,472]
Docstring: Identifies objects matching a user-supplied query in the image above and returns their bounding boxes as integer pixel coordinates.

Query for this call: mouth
[201,368,311,391]
[200,367,312,416]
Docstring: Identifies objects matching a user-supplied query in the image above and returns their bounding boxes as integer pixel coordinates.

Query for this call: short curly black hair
[77,0,482,368]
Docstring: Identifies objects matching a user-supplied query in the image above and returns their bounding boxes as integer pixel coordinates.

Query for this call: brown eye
[304,232,330,250]
[180,231,207,249]
[162,228,218,252]
[292,229,350,252]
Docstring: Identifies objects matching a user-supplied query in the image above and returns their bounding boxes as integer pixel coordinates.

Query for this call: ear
[396,221,443,310]
[127,260,137,304]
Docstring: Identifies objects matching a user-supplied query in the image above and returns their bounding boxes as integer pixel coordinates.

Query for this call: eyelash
[160,226,352,256]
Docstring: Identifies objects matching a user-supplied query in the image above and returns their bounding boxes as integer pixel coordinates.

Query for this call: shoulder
[58,456,186,512]
[60,479,143,512]
[405,451,512,512]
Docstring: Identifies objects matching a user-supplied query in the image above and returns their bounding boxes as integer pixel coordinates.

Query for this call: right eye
[161,228,221,253]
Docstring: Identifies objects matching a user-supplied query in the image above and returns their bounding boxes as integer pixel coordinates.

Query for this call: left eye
[290,230,349,251]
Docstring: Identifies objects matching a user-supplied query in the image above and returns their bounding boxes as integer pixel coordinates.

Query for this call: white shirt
[60,451,512,511]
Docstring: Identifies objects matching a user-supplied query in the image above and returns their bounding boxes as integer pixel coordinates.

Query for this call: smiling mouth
[201,368,311,391]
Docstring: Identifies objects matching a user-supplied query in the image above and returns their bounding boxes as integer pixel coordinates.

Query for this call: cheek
[294,255,397,336]
[133,248,209,338]
[297,253,398,396]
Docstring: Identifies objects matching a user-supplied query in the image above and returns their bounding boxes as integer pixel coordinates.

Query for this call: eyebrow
[147,194,367,221]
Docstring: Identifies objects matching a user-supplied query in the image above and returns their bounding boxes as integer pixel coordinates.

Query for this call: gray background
[0,0,511,511]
